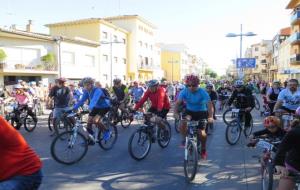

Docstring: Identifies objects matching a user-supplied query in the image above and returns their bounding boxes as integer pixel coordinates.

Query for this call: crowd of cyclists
[1,74,300,190]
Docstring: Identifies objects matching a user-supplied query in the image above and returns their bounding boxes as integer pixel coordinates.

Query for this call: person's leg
[277,178,295,190]
[52,108,63,135]
[245,112,252,127]
[26,106,37,122]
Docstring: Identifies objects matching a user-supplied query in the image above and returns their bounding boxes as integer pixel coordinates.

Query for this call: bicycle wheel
[128,128,152,161]
[243,117,253,137]
[261,162,274,190]
[48,111,53,132]
[206,122,214,135]
[157,121,172,148]
[223,109,235,126]
[174,118,180,133]
[24,115,37,132]
[184,140,198,182]
[254,96,260,110]
[225,120,241,145]
[98,123,118,150]
[51,131,88,165]
[120,111,132,128]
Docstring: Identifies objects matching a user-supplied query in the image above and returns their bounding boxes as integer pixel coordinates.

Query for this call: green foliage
[41,53,55,63]
[0,49,7,62]
[205,68,218,79]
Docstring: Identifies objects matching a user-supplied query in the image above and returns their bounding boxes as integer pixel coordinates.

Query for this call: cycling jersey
[267,87,282,101]
[277,88,300,111]
[208,91,218,102]
[113,85,128,101]
[135,86,170,111]
[274,127,300,171]
[74,87,110,111]
[131,86,145,102]
[49,86,71,108]
[227,87,255,108]
[178,88,211,112]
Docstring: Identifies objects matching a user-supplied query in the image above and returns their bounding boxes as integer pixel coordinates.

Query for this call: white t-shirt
[277,88,300,110]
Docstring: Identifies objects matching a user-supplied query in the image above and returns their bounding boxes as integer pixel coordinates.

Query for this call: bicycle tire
[128,128,152,161]
[51,131,88,165]
[48,111,53,131]
[174,118,180,133]
[184,140,198,182]
[24,115,37,132]
[254,96,260,110]
[157,121,172,148]
[261,162,274,190]
[243,117,253,137]
[225,120,241,145]
[223,108,235,126]
[98,123,118,150]
[120,111,132,128]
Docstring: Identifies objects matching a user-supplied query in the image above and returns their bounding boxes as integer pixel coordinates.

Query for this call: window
[123,58,126,65]
[145,57,149,65]
[103,55,108,62]
[139,41,143,47]
[139,55,143,66]
[122,38,126,44]
[123,75,126,81]
[113,35,118,42]
[150,58,153,66]
[102,32,108,39]
[114,57,118,63]
[150,45,153,50]
[145,43,148,49]
[62,51,75,65]
[255,56,259,59]
[103,74,108,81]
[255,47,259,51]
[85,55,95,67]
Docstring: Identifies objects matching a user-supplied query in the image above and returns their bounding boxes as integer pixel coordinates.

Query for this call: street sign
[236,58,256,68]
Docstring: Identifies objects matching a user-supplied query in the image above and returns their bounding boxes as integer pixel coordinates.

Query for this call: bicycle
[108,97,133,128]
[5,103,37,132]
[253,94,261,111]
[128,112,171,161]
[183,118,207,182]
[225,108,253,145]
[274,110,295,131]
[51,109,118,165]
[250,138,281,190]
[33,97,43,116]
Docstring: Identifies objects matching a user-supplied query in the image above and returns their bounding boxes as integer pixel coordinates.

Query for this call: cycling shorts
[183,110,208,130]
[89,107,110,117]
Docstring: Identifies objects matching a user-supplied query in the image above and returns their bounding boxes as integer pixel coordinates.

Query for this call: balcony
[289,32,300,45]
[137,63,154,72]
[269,65,278,71]
[0,61,58,74]
[290,54,300,64]
[291,11,300,25]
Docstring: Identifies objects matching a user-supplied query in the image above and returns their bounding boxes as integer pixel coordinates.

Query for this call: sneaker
[200,150,208,160]
[87,139,95,146]
[179,140,186,148]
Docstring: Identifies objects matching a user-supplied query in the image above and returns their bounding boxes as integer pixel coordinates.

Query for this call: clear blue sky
[0,0,291,75]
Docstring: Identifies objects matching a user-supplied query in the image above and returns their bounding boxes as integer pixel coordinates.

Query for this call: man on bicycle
[206,83,218,120]
[174,74,213,160]
[48,78,72,135]
[73,77,111,145]
[130,81,145,104]
[227,80,255,129]
[274,79,300,114]
[266,80,282,114]
[134,79,170,127]
[112,78,130,112]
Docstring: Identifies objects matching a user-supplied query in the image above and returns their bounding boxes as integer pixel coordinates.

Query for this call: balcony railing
[138,63,154,71]
[289,32,300,45]
[0,61,58,73]
[290,54,300,64]
[291,11,300,25]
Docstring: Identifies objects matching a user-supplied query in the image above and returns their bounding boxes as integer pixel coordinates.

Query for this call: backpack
[101,88,111,99]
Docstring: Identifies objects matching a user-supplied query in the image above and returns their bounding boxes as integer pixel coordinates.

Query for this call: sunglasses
[187,84,198,88]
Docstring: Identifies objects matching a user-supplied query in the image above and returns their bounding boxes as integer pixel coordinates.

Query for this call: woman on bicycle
[266,81,282,114]
[274,107,300,190]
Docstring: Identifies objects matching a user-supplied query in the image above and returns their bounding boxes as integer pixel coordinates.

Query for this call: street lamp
[226,24,257,79]
[100,34,124,87]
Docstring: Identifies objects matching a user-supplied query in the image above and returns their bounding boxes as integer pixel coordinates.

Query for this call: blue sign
[236,58,256,68]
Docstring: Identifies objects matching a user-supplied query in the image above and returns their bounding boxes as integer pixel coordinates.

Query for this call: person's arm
[73,91,88,110]
[274,130,296,166]
[266,88,272,102]
[174,90,185,115]
[248,90,255,109]
[207,101,213,119]
[157,88,167,112]
[89,89,102,111]
[274,90,284,111]
[253,129,270,137]
[227,90,237,106]
[134,90,149,110]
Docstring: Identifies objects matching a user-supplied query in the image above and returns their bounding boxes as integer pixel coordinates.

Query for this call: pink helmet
[184,74,200,86]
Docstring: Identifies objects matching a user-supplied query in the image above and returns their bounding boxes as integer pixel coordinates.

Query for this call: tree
[41,53,56,70]
[0,49,7,62]
[205,68,218,79]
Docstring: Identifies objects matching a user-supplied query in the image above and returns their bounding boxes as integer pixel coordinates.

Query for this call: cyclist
[266,80,282,114]
[69,83,83,105]
[47,77,72,135]
[134,79,170,126]
[274,79,300,114]
[0,115,42,190]
[112,78,130,112]
[73,77,111,145]
[274,107,300,190]
[174,74,213,159]
[206,83,218,120]
[217,83,230,110]
[227,80,255,128]
[130,81,145,104]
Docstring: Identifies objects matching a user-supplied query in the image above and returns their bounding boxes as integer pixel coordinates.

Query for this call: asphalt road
[19,105,269,190]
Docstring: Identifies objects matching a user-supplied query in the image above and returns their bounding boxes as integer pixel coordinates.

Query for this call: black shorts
[89,107,110,117]
[148,107,169,119]
[184,110,208,130]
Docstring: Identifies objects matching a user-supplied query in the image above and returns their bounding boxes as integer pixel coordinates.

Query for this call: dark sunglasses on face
[187,84,197,88]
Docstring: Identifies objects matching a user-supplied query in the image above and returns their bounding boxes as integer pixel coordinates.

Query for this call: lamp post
[226,24,256,79]
[100,34,124,87]
[54,36,63,77]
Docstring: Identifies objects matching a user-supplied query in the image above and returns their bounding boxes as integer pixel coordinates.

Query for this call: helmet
[177,84,185,90]
[81,77,94,86]
[147,79,159,87]
[273,80,280,84]
[113,78,121,84]
[206,83,214,88]
[57,77,67,83]
[234,80,244,87]
[184,74,200,86]
[14,84,24,89]
[263,116,280,129]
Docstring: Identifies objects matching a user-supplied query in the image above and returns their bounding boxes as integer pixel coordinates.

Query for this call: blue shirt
[131,87,145,102]
[73,87,110,110]
[277,88,300,111]
[178,88,211,112]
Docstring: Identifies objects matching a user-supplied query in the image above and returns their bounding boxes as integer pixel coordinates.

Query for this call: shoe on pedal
[200,150,207,160]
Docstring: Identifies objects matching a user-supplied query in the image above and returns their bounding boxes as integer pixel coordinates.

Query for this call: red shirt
[135,86,170,111]
[0,116,42,181]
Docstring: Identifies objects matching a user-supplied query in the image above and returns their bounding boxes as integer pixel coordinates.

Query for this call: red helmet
[184,74,200,86]
[263,116,280,129]
[57,77,67,83]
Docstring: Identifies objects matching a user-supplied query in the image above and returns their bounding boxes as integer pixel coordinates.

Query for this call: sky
[0,0,292,75]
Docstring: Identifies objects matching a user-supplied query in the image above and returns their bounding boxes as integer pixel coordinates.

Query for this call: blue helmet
[147,79,159,87]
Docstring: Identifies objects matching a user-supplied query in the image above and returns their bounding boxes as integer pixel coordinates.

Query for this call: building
[46,18,128,85]
[152,44,164,81]
[104,15,157,82]
[159,44,189,82]
[286,0,300,79]
[277,39,292,81]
